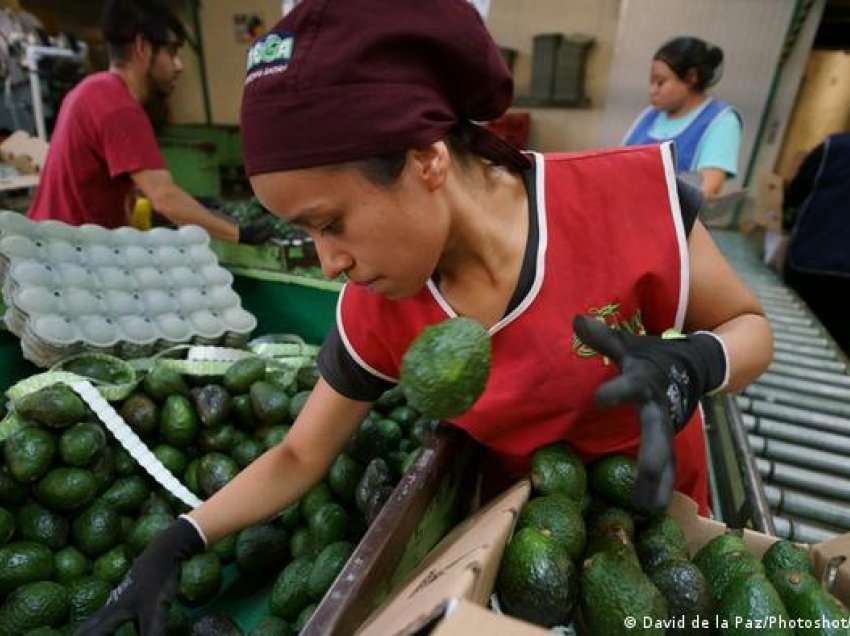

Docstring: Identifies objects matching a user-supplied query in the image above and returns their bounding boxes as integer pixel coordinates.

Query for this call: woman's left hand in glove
[572,314,728,514]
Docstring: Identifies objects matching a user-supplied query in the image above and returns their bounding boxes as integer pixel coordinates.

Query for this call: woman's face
[649,59,694,112]
[250,152,451,300]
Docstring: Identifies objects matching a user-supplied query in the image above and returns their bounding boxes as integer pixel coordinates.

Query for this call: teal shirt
[648,100,742,176]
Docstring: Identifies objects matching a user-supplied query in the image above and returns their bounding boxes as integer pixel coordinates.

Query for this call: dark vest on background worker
[787,133,850,277]
[623,98,740,174]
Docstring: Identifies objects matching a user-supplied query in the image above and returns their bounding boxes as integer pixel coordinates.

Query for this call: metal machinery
[707,230,850,544]
[0,8,88,140]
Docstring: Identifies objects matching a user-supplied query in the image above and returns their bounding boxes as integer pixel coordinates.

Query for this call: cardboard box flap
[431,599,551,636]
[812,533,850,602]
[356,479,531,636]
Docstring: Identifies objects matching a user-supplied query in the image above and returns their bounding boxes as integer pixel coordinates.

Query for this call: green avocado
[53,546,90,584]
[701,548,765,604]
[14,384,87,429]
[716,574,793,636]
[67,576,110,627]
[588,455,638,511]
[223,356,266,394]
[635,514,689,572]
[143,364,189,402]
[191,385,232,429]
[250,381,291,425]
[399,317,491,419]
[580,548,668,635]
[35,467,97,512]
[328,453,364,505]
[152,445,189,478]
[72,503,122,557]
[0,541,54,594]
[307,541,354,601]
[270,557,314,620]
[309,502,349,546]
[17,500,69,549]
[235,523,289,575]
[59,422,107,467]
[4,426,57,483]
[355,459,393,519]
[772,570,849,635]
[289,390,311,421]
[160,395,199,447]
[197,453,240,498]
[232,394,258,429]
[516,494,586,561]
[126,513,173,556]
[178,552,222,606]
[762,539,814,584]
[93,544,132,586]
[530,443,587,501]
[231,439,264,469]
[0,580,69,636]
[119,393,159,437]
[648,558,713,626]
[497,527,578,627]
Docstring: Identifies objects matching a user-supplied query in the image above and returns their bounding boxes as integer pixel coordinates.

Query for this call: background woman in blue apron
[623,36,742,197]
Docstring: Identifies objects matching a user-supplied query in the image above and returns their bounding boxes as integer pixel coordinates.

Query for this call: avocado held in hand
[399,317,491,420]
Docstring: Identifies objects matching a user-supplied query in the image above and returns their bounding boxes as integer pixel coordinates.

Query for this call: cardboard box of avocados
[357,481,850,635]
[355,479,532,636]
[667,492,850,606]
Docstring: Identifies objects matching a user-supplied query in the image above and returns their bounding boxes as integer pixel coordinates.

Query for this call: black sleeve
[676,176,703,237]
[785,143,825,210]
[316,325,394,402]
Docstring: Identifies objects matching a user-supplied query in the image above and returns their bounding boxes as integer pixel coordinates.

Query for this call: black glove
[76,516,205,636]
[238,218,275,245]
[572,314,727,514]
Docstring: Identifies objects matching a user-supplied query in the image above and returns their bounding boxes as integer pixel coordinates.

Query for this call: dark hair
[353,123,509,186]
[102,0,186,62]
[654,36,724,91]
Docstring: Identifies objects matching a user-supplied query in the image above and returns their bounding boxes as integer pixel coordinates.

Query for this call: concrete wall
[486,0,621,152]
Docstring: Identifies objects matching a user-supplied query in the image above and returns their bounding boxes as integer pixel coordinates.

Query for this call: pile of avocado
[496,444,850,635]
[0,354,433,635]
[218,198,306,244]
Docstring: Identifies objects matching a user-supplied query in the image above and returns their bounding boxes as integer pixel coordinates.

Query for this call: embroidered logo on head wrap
[246,32,294,84]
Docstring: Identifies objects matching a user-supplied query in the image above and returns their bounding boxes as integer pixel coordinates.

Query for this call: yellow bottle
[131,196,153,230]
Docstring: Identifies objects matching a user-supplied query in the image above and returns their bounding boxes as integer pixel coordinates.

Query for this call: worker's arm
[189,379,372,542]
[699,167,726,198]
[78,378,372,636]
[684,219,773,391]
[131,169,239,242]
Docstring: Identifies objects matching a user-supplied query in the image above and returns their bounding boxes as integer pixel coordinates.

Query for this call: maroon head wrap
[240,0,529,176]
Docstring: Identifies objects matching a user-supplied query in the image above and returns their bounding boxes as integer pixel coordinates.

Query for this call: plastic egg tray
[0,212,257,367]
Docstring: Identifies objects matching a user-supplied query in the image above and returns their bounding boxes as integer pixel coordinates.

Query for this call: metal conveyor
[709,230,850,544]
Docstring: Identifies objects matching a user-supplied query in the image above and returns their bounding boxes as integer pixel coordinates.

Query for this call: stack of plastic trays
[0,212,257,367]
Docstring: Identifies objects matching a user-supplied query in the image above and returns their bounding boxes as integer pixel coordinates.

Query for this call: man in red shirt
[27,0,267,243]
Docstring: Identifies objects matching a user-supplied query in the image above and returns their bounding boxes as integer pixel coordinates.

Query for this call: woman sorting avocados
[623,36,742,197]
[80,1,771,634]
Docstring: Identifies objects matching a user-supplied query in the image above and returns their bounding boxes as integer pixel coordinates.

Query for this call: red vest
[338,144,709,514]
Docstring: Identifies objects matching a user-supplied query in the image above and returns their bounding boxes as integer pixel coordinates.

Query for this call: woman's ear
[685,67,700,90]
[409,142,450,191]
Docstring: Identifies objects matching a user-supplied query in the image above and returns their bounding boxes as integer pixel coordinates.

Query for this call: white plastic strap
[70,380,203,509]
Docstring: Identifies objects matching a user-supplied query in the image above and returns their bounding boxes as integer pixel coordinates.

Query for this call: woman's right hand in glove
[76,515,206,636]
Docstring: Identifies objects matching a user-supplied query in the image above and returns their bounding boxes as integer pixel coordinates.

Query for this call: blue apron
[787,134,850,277]
[623,98,738,173]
